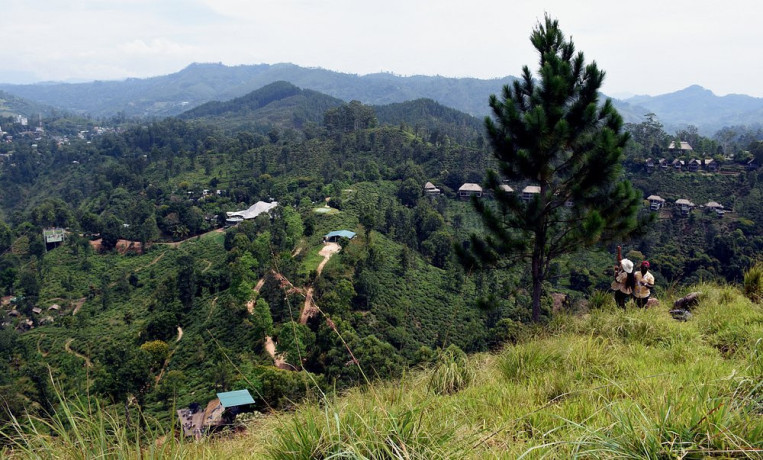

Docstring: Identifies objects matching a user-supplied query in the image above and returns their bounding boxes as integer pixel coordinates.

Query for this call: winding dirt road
[64,338,92,368]
[316,242,340,275]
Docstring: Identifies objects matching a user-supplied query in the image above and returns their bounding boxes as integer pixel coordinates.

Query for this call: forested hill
[178,81,345,132]
[0,88,761,454]
[0,63,517,119]
[177,82,485,144]
[4,63,763,133]
[0,90,56,118]
[625,85,763,134]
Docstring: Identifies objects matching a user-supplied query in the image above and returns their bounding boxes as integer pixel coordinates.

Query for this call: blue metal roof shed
[216,389,255,408]
[325,230,356,240]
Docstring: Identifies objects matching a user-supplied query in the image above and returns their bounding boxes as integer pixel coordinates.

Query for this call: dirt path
[299,287,320,324]
[71,297,86,316]
[37,335,49,357]
[206,296,219,321]
[201,260,213,273]
[156,227,226,248]
[264,336,290,370]
[64,338,92,368]
[143,252,165,269]
[316,242,341,275]
[246,278,267,314]
[176,326,183,342]
[155,344,180,384]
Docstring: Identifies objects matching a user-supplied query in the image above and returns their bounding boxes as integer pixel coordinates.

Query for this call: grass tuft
[427,345,475,396]
[744,262,763,303]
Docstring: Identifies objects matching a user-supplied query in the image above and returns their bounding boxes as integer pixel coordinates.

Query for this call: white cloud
[1,0,762,96]
[120,38,199,57]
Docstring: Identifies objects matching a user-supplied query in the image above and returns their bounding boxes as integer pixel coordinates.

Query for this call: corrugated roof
[646,195,665,202]
[499,184,513,192]
[325,230,356,239]
[226,201,278,220]
[217,390,255,408]
[522,186,541,194]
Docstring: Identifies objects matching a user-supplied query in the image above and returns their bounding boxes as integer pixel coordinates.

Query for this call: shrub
[743,262,763,303]
[268,400,461,459]
[491,318,526,346]
[588,289,614,310]
[499,342,562,382]
[427,345,475,395]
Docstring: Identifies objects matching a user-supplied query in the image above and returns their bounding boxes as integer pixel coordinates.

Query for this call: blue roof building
[324,230,356,242]
[217,389,255,408]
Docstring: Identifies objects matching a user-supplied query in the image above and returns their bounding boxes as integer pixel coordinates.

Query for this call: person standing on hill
[634,261,655,308]
[613,258,635,308]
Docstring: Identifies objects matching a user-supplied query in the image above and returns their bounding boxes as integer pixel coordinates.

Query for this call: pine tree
[461,15,644,322]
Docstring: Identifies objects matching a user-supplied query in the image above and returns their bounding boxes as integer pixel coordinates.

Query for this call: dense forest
[0,80,762,437]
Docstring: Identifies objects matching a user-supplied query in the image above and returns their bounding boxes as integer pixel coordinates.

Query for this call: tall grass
[427,345,475,396]
[267,392,466,459]
[744,262,763,303]
[6,282,763,459]
[0,383,194,459]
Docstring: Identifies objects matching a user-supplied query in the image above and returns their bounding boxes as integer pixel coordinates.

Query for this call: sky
[2,0,762,98]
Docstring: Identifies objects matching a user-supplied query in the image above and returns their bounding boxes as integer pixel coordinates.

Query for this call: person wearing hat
[612,258,636,308]
[634,261,655,308]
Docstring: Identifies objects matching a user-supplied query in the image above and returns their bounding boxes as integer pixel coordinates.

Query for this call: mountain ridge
[1,63,763,134]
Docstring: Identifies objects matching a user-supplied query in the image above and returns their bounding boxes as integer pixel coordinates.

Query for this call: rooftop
[217,389,255,408]
[325,230,356,239]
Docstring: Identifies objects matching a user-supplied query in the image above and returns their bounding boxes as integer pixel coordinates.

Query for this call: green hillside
[4,281,762,458]
[0,74,762,459]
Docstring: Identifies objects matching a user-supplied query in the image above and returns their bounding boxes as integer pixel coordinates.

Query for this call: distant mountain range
[1,63,763,135]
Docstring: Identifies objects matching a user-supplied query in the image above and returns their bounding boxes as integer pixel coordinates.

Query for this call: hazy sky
[2,0,761,98]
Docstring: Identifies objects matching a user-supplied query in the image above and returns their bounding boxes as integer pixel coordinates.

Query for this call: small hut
[324,230,356,243]
[177,389,256,439]
[458,183,482,198]
[704,201,725,216]
[423,182,441,196]
[646,195,666,211]
[521,185,541,202]
[675,199,695,216]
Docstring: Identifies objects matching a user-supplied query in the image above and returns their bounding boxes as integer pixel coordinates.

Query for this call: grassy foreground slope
[6,282,763,458]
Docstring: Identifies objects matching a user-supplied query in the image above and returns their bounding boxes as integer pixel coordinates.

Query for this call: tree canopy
[461,15,644,321]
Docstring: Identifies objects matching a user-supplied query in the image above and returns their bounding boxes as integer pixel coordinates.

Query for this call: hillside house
[668,141,693,155]
[747,158,760,171]
[647,195,666,211]
[671,159,685,171]
[704,158,719,172]
[675,198,695,216]
[659,158,669,170]
[687,159,701,172]
[324,230,356,243]
[499,184,514,194]
[645,158,656,171]
[225,201,278,225]
[458,183,482,198]
[704,201,725,216]
[177,389,255,439]
[522,185,541,202]
[43,228,66,245]
[423,182,441,196]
